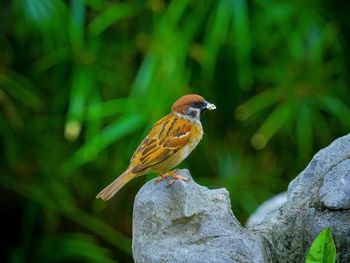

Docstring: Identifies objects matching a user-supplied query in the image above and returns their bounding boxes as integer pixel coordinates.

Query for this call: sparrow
[96,94,216,200]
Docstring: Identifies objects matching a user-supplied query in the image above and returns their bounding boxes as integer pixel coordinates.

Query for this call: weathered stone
[133,170,269,263]
[133,134,350,263]
[320,159,350,209]
[253,134,350,262]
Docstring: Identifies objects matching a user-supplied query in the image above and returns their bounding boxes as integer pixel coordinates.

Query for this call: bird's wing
[130,114,193,173]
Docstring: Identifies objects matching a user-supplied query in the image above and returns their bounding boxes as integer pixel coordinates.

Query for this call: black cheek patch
[189,109,198,118]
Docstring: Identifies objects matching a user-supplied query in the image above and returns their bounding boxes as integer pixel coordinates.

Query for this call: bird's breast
[151,122,203,173]
[173,122,203,164]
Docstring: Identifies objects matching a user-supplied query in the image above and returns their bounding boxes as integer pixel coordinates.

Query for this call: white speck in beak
[206,102,216,110]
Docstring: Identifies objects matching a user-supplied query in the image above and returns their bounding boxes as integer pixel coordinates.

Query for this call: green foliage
[306,227,336,263]
[1,0,349,261]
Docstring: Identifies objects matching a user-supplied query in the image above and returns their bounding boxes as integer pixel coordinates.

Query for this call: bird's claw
[167,174,190,187]
[155,169,190,187]
[155,174,166,184]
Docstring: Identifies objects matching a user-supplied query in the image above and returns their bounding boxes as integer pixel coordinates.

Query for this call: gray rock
[133,134,350,263]
[132,170,269,263]
[320,159,350,209]
[253,134,350,262]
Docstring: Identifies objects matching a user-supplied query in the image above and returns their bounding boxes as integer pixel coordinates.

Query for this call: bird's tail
[96,168,136,201]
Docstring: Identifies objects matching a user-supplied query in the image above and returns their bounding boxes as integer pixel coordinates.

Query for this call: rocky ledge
[133,134,350,262]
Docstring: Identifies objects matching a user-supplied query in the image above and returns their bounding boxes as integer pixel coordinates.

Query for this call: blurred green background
[1,0,350,262]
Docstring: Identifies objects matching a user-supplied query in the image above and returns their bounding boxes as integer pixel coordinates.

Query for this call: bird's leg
[155,169,190,186]
[155,169,180,184]
[155,173,168,184]
[167,172,190,187]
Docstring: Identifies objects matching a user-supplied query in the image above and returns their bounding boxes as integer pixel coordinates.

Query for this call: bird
[96,94,216,201]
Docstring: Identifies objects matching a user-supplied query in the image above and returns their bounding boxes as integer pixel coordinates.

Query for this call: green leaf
[231,0,252,89]
[21,0,61,25]
[88,3,142,37]
[86,98,138,120]
[180,1,211,43]
[38,233,115,263]
[69,0,86,49]
[235,88,282,121]
[65,67,94,141]
[62,113,146,175]
[202,0,232,78]
[318,95,350,127]
[85,88,102,141]
[162,0,190,28]
[0,71,43,110]
[130,53,158,97]
[296,104,313,163]
[33,47,70,73]
[305,227,336,263]
[251,101,293,149]
[0,175,132,255]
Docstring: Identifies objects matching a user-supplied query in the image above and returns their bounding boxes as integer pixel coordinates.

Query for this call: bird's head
[171,94,216,120]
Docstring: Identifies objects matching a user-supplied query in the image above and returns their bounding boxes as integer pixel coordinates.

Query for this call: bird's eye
[192,102,201,107]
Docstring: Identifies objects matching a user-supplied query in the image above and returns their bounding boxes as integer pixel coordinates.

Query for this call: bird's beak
[205,101,216,110]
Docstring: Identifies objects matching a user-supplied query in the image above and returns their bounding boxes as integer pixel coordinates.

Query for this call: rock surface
[133,134,350,263]
[132,170,269,263]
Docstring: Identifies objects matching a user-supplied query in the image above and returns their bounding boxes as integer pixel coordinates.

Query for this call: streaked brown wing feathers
[130,114,192,173]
